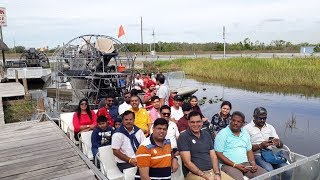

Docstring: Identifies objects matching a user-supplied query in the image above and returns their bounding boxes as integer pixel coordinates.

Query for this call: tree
[13,46,26,53]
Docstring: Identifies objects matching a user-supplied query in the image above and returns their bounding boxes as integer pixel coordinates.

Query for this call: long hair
[77,98,92,120]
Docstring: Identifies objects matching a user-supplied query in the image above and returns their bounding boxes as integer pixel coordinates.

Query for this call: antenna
[223,26,226,58]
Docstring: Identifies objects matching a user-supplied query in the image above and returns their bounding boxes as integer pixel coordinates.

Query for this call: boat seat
[59,111,75,138]
[123,167,137,180]
[79,130,94,160]
[171,155,184,180]
[96,145,123,180]
[60,112,74,133]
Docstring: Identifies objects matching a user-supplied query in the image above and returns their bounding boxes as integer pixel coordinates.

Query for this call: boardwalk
[0,120,106,180]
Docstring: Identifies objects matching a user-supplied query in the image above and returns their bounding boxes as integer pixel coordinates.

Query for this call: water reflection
[183,78,320,156]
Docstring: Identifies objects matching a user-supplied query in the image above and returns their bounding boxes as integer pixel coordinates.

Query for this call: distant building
[300,46,315,54]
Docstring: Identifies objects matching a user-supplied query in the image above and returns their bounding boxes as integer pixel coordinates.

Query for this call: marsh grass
[3,99,36,123]
[144,57,320,96]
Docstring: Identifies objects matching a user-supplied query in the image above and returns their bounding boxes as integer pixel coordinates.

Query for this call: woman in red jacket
[72,98,97,140]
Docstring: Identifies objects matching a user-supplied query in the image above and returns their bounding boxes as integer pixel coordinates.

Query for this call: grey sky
[1,0,319,48]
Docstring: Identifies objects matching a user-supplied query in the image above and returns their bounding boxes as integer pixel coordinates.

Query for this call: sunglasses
[256,117,267,121]
[107,100,114,102]
[161,113,171,116]
[124,96,131,98]
[80,103,87,106]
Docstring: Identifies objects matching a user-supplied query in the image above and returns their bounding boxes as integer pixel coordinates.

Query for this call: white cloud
[1,0,319,48]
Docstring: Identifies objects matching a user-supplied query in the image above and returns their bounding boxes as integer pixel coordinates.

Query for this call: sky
[1,0,320,48]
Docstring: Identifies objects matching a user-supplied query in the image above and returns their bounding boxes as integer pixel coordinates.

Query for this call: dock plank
[53,170,96,180]
[1,156,84,178]
[0,120,106,180]
[0,139,72,158]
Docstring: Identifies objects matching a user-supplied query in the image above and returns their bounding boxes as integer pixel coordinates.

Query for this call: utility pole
[223,26,226,58]
[152,29,155,52]
[140,17,144,55]
[0,26,5,65]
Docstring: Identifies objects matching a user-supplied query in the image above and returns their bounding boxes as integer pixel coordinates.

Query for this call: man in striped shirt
[135,118,179,180]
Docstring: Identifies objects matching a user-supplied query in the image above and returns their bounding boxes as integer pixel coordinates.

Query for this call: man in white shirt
[118,92,132,115]
[133,73,144,92]
[244,107,292,180]
[156,74,170,107]
[112,110,146,172]
[151,105,179,155]
[171,95,184,123]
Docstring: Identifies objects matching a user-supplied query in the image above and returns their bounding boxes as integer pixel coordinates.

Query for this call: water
[181,78,320,156]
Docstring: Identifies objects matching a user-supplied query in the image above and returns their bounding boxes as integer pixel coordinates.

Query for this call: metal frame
[52,34,135,113]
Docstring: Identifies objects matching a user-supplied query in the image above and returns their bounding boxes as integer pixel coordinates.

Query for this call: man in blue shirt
[215,111,268,180]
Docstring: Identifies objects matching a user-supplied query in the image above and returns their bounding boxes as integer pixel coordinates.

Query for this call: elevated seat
[79,130,94,160]
[95,145,123,180]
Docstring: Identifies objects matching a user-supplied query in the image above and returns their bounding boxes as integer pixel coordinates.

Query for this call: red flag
[118,25,125,38]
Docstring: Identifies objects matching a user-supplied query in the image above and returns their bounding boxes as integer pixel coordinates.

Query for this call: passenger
[189,95,213,138]
[130,89,143,108]
[177,111,231,180]
[244,107,292,180]
[148,96,161,123]
[168,90,178,107]
[211,101,232,135]
[170,95,184,123]
[189,95,208,121]
[91,116,114,158]
[156,73,170,107]
[114,118,122,130]
[215,111,268,180]
[135,118,179,179]
[176,103,192,133]
[118,92,132,115]
[142,81,157,110]
[150,105,179,154]
[130,95,152,136]
[112,110,146,172]
[133,72,144,93]
[96,94,119,127]
[72,98,97,141]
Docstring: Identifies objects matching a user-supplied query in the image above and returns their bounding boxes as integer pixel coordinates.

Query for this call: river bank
[144,57,320,97]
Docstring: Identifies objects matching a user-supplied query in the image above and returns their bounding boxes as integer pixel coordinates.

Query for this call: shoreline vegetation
[144,57,320,97]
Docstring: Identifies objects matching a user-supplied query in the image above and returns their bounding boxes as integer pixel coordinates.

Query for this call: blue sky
[1,0,319,48]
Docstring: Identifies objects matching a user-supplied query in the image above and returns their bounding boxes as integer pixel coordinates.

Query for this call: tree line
[7,38,320,54]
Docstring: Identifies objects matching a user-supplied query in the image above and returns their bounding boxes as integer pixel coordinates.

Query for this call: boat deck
[0,120,106,180]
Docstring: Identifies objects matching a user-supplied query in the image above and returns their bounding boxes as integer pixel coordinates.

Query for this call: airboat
[49,34,135,111]
[3,48,51,82]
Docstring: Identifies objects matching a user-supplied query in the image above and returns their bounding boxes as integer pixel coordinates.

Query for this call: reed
[145,57,320,90]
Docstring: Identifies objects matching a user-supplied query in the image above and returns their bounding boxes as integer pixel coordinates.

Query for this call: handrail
[251,152,320,180]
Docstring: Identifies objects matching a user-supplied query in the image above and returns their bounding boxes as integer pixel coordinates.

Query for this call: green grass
[3,99,36,123]
[144,57,320,96]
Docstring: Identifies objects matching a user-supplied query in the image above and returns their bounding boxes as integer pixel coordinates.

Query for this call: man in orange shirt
[135,118,179,180]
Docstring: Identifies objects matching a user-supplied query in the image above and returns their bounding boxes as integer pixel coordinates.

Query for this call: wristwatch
[214,172,221,176]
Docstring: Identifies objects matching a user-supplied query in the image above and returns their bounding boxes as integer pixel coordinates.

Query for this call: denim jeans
[255,155,293,180]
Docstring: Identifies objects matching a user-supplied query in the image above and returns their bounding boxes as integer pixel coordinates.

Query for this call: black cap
[253,107,267,117]
[182,103,192,111]
[173,95,183,101]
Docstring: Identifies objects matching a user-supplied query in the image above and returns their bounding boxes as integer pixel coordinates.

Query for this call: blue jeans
[255,155,293,180]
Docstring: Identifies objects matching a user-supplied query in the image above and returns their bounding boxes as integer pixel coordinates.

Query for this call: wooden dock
[0,120,107,180]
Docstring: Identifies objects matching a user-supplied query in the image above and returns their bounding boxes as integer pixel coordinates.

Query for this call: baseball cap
[173,95,183,101]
